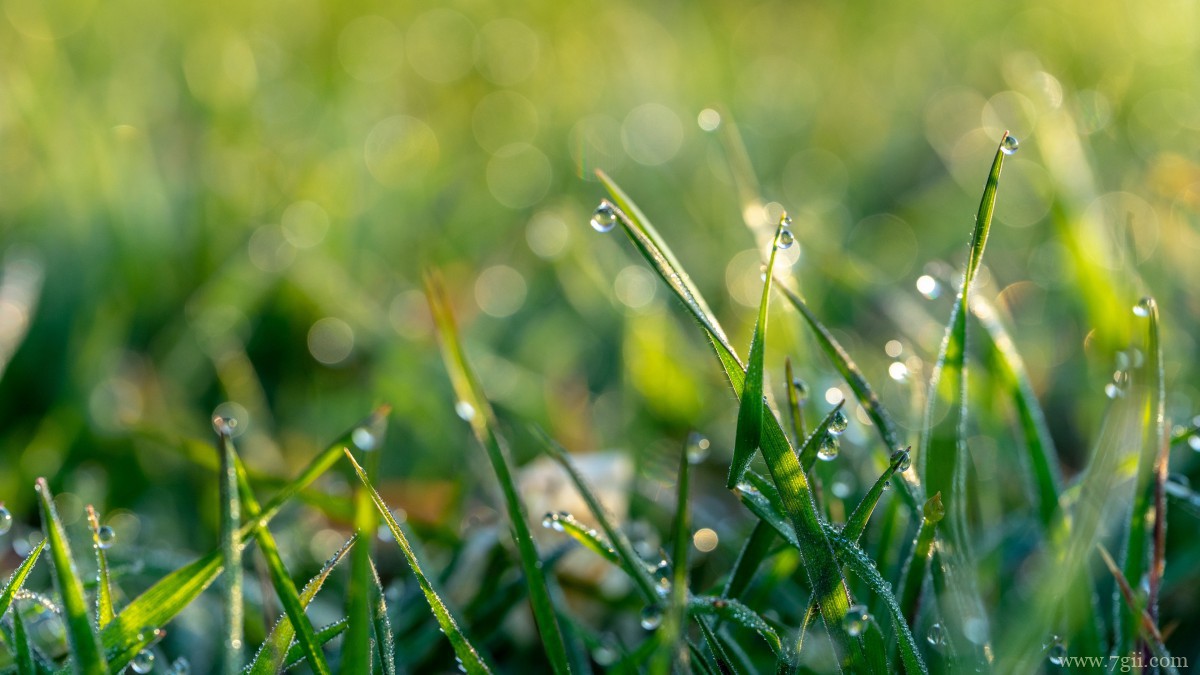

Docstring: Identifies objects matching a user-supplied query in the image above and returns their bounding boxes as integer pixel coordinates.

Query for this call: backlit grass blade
[99,407,387,661]
[233,456,330,675]
[0,538,45,619]
[1098,545,1180,675]
[246,534,355,675]
[798,401,846,473]
[971,295,1062,528]
[11,598,34,675]
[843,449,910,545]
[598,174,863,669]
[785,357,807,446]
[730,220,788,486]
[722,521,774,600]
[213,418,244,674]
[688,596,784,659]
[896,493,944,625]
[651,442,693,674]
[282,619,350,671]
[35,478,108,674]
[344,449,493,674]
[425,271,572,675]
[536,429,660,602]
[85,506,115,629]
[543,512,620,566]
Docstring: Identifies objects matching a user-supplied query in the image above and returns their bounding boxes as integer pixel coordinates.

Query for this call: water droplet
[1104,382,1122,399]
[828,410,849,435]
[211,416,236,436]
[888,361,909,382]
[1188,433,1200,452]
[792,378,809,400]
[131,650,155,674]
[1001,135,1020,155]
[1133,296,1154,317]
[927,622,945,648]
[0,506,11,535]
[653,559,672,596]
[842,604,870,637]
[777,228,795,250]
[1047,636,1066,665]
[542,513,556,529]
[916,274,941,300]
[552,512,568,532]
[590,203,617,233]
[640,605,663,630]
[454,400,476,421]
[817,434,839,461]
[686,432,710,464]
[168,658,191,675]
[351,427,378,451]
[893,450,911,472]
[779,213,793,228]
[97,525,116,550]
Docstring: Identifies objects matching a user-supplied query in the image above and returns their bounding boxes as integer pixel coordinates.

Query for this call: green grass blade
[282,619,350,671]
[730,221,787,486]
[213,418,244,674]
[695,616,743,675]
[34,478,108,674]
[798,401,846,473]
[652,442,693,674]
[233,456,330,675]
[344,449,493,675]
[862,616,889,675]
[785,357,807,446]
[371,560,397,675]
[536,429,661,602]
[11,600,34,675]
[688,596,783,658]
[246,534,355,675]
[843,449,910,543]
[896,494,944,625]
[425,271,573,675]
[99,407,386,661]
[85,506,115,629]
[722,520,774,600]
[687,639,721,675]
[1099,545,1180,675]
[0,538,45,619]
[344,450,378,675]
[543,512,620,566]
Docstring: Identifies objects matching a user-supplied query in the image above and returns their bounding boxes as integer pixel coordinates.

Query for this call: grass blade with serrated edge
[722,521,774,601]
[688,597,783,658]
[11,599,34,675]
[785,357,807,447]
[798,401,846,473]
[281,619,350,671]
[344,449,493,674]
[695,616,742,675]
[730,221,787,486]
[425,271,572,675]
[0,538,45,619]
[1120,296,1165,659]
[233,455,330,675]
[971,295,1062,528]
[85,506,115,629]
[35,478,108,674]
[1100,545,1180,675]
[99,407,387,661]
[214,419,244,674]
[535,429,660,602]
[246,534,355,675]
[597,176,863,670]
[896,494,944,626]
[652,442,693,674]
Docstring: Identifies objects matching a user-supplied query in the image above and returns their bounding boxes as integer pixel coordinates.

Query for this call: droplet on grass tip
[686,432,710,464]
[640,605,663,630]
[1001,135,1020,155]
[0,506,11,535]
[894,449,911,472]
[131,650,155,674]
[842,604,870,636]
[776,228,795,250]
[590,203,617,233]
[211,416,236,436]
[828,410,849,435]
[817,434,839,461]
[97,525,116,549]
[1133,296,1154,317]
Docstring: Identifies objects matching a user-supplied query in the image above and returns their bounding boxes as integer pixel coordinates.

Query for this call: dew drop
[777,228,795,250]
[351,427,377,451]
[817,434,839,461]
[1188,433,1200,452]
[552,512,568,532]
[97,525,116,550]
[842,604,870,637]
[542,512,556,529]
[454,400,476,422]
[1104,383,1122,399]
[1047,636,1066,665]
[828,410,849,435]
[652,559,672,597]
[0,506,11,535]
[1001,135,1020,155]
[894,450,912,472]
[686,431,711,464]
[1133,296,1154,317]
[590,203,618,233]
[927,622,946,648]
[640,605,663,630]
[212,416,236,436]
[131,649,155,674]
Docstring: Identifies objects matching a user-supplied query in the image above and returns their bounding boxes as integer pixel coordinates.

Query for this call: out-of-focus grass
[0,0,1199,668]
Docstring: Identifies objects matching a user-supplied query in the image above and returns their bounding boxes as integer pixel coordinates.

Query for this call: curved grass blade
[426,271,573,675]
[85,506,115,629]
[722,521,774,601]
[11,600,34,675]
[35,478,108,674]
[344,449,493,674]
[798,401,846,473]
[597,174,863,670]
[282,619,350,671]
[99,407,387,661]
[688,596,783,658]
[896,494,944,625]
[233,456,330,675]
[730,220,788,486]
[844,449,910,544]
[785,358,807,447]
[246,534,355,675]
[213,418,244,674]
[544,512,619,566]
[0,538,45,619]
[1099,545,1180,675]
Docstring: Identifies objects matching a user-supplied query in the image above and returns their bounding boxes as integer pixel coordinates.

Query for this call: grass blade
[695,616,742,675]
[0,538,45,619]
[11,601,34,675]
[344,449,493,674]
[798,401,846,474]
[730,219,788,486]
[246,534,355,675]
[785,357,807,447]
[35,478,108,674]
[896,494,944,625]
[843,449,910,543]
[282,619,350,671]
[543,512,620,566]
[425,271,573,675]
[344,449,378,675]
[722,520,774,601]
[688,596,784,658]
[652,442,693,673]
[85,506,115,629]
[1098,545,1180,675]
[371,560,397,675]
[213,418,244,674]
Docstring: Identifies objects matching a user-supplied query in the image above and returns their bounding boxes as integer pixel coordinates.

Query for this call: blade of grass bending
[85,506,115,628]
[233,456,330,675]
[695,616,742,675]
[798,402,846,473]
[843,449,910,543]
[785,358,807,447]
[970,295,1062,529]
[536,429,660,602]
[425,271,573,675]
[282,619,350,671]
[214,418,244,674]
[722,521,774,601]
[99,407,387,660]
[344,449,493,674]
[12,600,34,675]
[598,176,863,670]
[1098,545,1180,675]
[1120,296,1165,659]
[0,539,45,619]
[246,535,355,675]
[730,220,787,486]
[34,478,108,674]
[652,443,693,674]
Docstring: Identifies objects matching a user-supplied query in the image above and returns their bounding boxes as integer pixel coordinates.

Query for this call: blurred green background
[1,0,1199,668]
